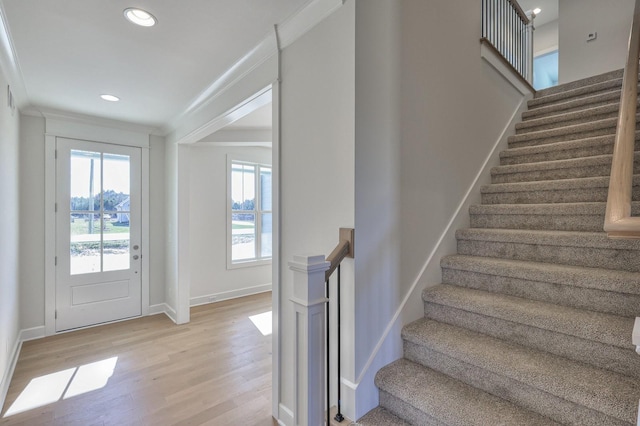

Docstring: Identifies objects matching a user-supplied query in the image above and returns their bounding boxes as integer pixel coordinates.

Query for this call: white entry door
[55,138,142,332]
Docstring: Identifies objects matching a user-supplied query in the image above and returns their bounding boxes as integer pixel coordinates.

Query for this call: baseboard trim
[190,284,272,307]
[19,326,45,342]
[0,334,21,414]
[278,403,294,426]
[148,303,167,316]
[148,303,178,324]
[349,95,532,418]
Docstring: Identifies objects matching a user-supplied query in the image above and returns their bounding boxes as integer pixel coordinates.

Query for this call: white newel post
[289,254,331,426]
[525,11,536,85]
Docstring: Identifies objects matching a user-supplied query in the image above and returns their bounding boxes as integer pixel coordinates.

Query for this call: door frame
[44,118,151,336]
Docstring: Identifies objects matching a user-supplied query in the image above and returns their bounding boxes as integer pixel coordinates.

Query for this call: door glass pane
[260,167,272,211]
[232,213,255,261]
[103,153,130,214]
[70,150,101,211]
[70,213,101,275]
[261,213,272,258]
[104,211,130,272]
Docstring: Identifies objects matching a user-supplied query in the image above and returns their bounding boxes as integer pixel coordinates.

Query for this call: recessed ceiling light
[100,94,120,102]
[533,7,542,15]
[123,8,156,27]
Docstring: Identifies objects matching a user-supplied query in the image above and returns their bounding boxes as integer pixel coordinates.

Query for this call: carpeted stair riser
[456,229,640,272]
[440,255,640,298]
[373,360,559,426]
[469,202,640,232]
[402,320,639,425]
[522,89,625,121]
[508,116,640,149]
[378,391,442,426]
[491,153,640,184]
[500,133,640,165]
[481,175,640,204]
[515,101,631,134]
[358,406,407,426]
[441,264,640,317]
[421,285,640,377]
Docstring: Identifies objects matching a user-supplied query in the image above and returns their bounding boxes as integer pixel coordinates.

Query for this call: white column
[289,254,331,426]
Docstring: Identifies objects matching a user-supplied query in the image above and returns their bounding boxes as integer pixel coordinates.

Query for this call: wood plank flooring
[0,293,277,426]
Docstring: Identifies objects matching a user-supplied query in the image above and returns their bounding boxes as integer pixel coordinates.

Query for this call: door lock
[133,255,139,260]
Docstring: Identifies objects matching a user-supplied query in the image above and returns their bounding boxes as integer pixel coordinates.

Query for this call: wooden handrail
[507,0,530,25]
[325,228,354,281]
[604,0,640,239]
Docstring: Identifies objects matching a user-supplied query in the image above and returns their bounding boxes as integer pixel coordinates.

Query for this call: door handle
[133,255,139,260]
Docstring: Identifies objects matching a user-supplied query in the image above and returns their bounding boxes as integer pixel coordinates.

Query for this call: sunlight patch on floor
[3,356,118,417]
[249,311,272,336]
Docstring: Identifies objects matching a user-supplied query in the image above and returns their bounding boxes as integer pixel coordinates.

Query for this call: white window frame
[227,155,272,269]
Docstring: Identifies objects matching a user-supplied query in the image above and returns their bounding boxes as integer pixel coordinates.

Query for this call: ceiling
[518,0,558,27]
[0,0,307,132]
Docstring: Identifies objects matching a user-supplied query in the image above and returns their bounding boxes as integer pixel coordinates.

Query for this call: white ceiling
[226,102,272,130]
[0,0,307,131]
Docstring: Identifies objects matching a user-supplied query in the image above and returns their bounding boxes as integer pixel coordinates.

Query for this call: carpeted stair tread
[469,202,640,232]
[480,175,640,205]
[534,69,624,98]
[507,116,630,148]
[456,228,640,271]
[528,77,624,109]
[440,255,640,317]
[491,153,640,183]
[402,319,640,424]
[499,133,640,165]
[523,89,623,121]
[456,228,640,250]
[516,101,625,134]
[374,359,560,426]
[422,284,640,378]
[357,407,408,426]
[422,284,633,348]
[441,254,640,296]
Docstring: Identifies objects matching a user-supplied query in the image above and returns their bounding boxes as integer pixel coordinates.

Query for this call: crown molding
[0,2,28,110]
[164,0,345,137]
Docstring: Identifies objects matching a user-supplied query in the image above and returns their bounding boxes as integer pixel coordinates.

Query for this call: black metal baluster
[334,265,344,422]
[326,278,330,425]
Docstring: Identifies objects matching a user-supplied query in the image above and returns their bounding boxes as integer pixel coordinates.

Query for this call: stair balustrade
[604,0,640,239]
[289,228,354,426]
[481,0,534,85]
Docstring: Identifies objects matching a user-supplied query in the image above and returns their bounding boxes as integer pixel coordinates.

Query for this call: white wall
[189,145,271,304]
[278,0,355,419]
[351,0,529,418]
[149,135,166,306]
[0,72,20,407]
[19,115,45,330]
[535,19,559,56]
[559,0,635,83]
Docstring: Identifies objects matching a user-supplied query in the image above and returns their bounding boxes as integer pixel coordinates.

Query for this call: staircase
[359,69,640,426]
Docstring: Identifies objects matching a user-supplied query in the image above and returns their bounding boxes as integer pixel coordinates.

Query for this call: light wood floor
[0,293,277,426]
